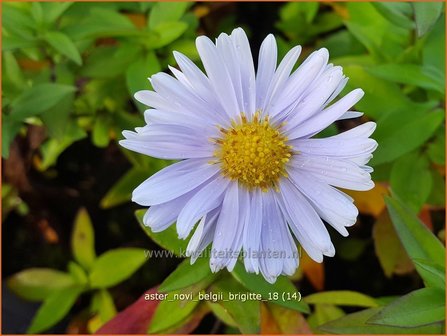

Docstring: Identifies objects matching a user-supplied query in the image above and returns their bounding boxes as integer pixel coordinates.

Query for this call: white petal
[270,48,328,121]
[277,178,335,257]
[284,66,344,126]
[286,89,365,139]
[259,191,284,283]
[186,208,220,263]
[119,124,215,160]
[196,36,240,119]
[243,189,263,274]
[143,188,197,232]
[291,154,374,191]
[290,137,378,160]
[132,159,220,206]
[332,121,377,139]
[337,111,363,120]
[262,45,302,115]
[210,182,241,272]
[177,177,229,239]
[231,28,256,117]
[289,169,359,236]
[256,34,277,110]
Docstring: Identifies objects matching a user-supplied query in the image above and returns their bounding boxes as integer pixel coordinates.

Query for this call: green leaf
[427,129,445,165]
[37,123,87,171]
[371,109,444,166]
[3,51,26,90]
[231,262,309,313]
[41,2,73,24]
[68,262,88,285]
[413,2,444,37]
[91,289,117,323]
[149,2,190,29]
[7,268,75,301]
[159,256,215,293]
[372,3,414,30]
[207,302,237,327]
[345,3,410,60]
[373,212,413,278]
[319,307,444,334]
[11,83,76,121]
[148,290,200,333]
[92,115,111,148]
[304,291,379,308]
[101,168,148,209]
[44,31,82,65]
[89,248,147,288]
[390,152,432,212]
[427,170,446,207]
[366,64,444,94]
[368,288,445,327]
[210,276,260,334]
[71,207,96,270]
[2,4,35,39]
[126,51,161,108]
[385,195,446,285]
[27,285,84,333]
[136,209,188,256]
[307,304,345,329]
[423,14,445,73]
[413,259,445,289]
[2,114,21,159]
[149,21,188,49]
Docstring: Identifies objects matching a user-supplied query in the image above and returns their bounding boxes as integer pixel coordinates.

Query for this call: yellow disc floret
[212,112,293,191]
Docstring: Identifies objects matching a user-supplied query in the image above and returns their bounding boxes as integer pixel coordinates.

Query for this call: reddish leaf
[96,287,160,334]
[260,303,280,334]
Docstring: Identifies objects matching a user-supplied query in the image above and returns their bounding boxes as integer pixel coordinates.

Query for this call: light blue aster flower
[120,28,377,283]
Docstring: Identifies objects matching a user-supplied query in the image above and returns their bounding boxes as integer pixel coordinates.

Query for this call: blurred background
[2,1,445,334]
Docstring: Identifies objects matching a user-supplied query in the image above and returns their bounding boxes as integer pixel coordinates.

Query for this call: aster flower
[120,28,377,283]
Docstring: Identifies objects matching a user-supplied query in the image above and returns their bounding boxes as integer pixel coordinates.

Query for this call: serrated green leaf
[11,83,76,121]
[368,288,445,327]
[136,209,188,256]
[7,268,75,301]
[27,285,84,333]
[89,248,147,288]
[44,31,82,65]
[304,290,379,308]
[210,276,260,334]
[71,208,96,270]
[319,307,444,334]
[231,262,309,313]
[413,2,444,37]
[159,256,215,293]
[390,152,432,212]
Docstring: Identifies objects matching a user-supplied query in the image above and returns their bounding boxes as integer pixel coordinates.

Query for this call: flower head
[120,28,377,283]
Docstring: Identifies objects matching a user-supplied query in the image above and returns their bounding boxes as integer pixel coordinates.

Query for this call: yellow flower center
[213,112,293,191]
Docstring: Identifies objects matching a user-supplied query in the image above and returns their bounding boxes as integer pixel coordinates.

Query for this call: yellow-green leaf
[71,208,96,270]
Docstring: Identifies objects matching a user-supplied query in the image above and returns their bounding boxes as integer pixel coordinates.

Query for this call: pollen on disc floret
[212,111,293,191]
